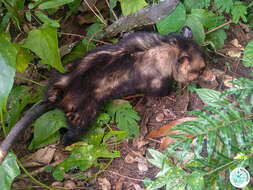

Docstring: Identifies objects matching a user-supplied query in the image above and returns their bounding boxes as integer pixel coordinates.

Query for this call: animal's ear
[181,26,193,40]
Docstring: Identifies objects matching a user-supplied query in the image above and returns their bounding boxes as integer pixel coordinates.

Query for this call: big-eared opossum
[0,26,206,162]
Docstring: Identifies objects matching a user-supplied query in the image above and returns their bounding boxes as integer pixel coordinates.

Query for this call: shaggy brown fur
[45,27,206,143]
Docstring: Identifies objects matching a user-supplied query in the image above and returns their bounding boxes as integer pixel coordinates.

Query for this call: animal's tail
[0,101,53,164]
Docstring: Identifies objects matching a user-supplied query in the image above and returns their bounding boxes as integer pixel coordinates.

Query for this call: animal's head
[171,26,206,84]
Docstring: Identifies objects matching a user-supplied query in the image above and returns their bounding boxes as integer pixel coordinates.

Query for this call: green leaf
[183,0,210,12]
[106,101,140,138]
[195,88,228,107]
[0,34,17,110]
[190,9,226,29]
[156,3,186,34]
[0,12,11,32]
[23,24,65,72]
[214,0,233,14]
[147,149,172,169]
[231,1,247,24]
[103,130,127,143]
[187,171,204,190]
[184,14,205,45]
[29,109,68,150]
[16,46,35,72]
[86,22,104,40]
[206,29,227,50]
[81,125,105,147]
[38,0,74,9]
[6,86,41,133]
[118,0,147,16]
[243,40,253,67]
[53,144,120,181]
[34,11,60,28]
[0,153,20,190]
[62,39,96,64]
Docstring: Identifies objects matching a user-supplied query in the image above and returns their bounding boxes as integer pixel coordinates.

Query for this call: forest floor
[5,6,253,190]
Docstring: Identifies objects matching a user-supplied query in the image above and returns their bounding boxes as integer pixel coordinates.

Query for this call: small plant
[145,77,253,189]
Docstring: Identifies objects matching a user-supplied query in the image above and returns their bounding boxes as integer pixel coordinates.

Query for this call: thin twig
[205,20,232,35]
[105,0,118,20]
[83,0,107,26]
[93,4,105,24]
[60,32,84,38]
[106,170,143,182]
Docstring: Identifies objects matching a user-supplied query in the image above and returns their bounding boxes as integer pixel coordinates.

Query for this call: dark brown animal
[0,27,205,162]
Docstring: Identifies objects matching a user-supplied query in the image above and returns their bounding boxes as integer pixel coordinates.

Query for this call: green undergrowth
[0,0,252,189]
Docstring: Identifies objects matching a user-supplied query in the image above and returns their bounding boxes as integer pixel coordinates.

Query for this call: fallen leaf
[63,180,76,190]
[98,178,111,190]
[21,146,56,167]
[160,136,177,149]
[146,117,198,138]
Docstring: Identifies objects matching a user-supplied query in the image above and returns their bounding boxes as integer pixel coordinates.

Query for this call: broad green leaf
[23,24,65,72]
[16,46,35,72]
[81,125,105,147]
[183,0,210,12]
[206,29,227,50]
[62,39,96,64]
[243,40,253,67]
[184,15,205,45]
[34,11,60,28]
[118,0,147,16]
[231,1,247,24]
[106,102,140,138]
[53,144,120,181]
[0,12,11,32]
[86,22,104,40]
[156,3,186,34]
[190,9,226,29]
[147,149,172,169]
[187,172,204,190]
[214,0,233,14]
[0,34,17,110]
[38,0,74,9]
[165,167,187,190]
[103,130,127,143]
[5,86,41,133]
[0,153,20,190]
[195,88,228,107]
[29,109,68,150]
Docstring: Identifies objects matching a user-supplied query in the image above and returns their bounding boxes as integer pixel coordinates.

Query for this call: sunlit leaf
[23,24,65,72]
[0,153,20,190]
[38,0,74,9]
[243,40,253,67]
[156,3,186,34]
[0,34,17,110]
[29,109,68,150]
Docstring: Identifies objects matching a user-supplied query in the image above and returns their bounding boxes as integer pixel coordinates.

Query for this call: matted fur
[45,28,205,143]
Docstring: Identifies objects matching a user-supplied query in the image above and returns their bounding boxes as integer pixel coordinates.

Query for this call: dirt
[7,6,253,190]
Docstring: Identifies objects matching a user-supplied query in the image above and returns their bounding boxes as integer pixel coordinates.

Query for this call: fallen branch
[100,0,179,39]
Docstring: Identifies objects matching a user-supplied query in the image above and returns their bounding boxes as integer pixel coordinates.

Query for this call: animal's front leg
[62,102,99,145]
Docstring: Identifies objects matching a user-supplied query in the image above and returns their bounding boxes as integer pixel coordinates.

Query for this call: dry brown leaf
[160,136,177,149]
[146,117,198,138]
[20,146,56,167]
[98,178,111,190]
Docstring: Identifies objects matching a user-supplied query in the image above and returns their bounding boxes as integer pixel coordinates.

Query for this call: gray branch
[101,0,179,39]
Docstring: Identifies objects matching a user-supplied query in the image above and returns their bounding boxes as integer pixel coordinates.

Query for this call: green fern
[146,78,253,189]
